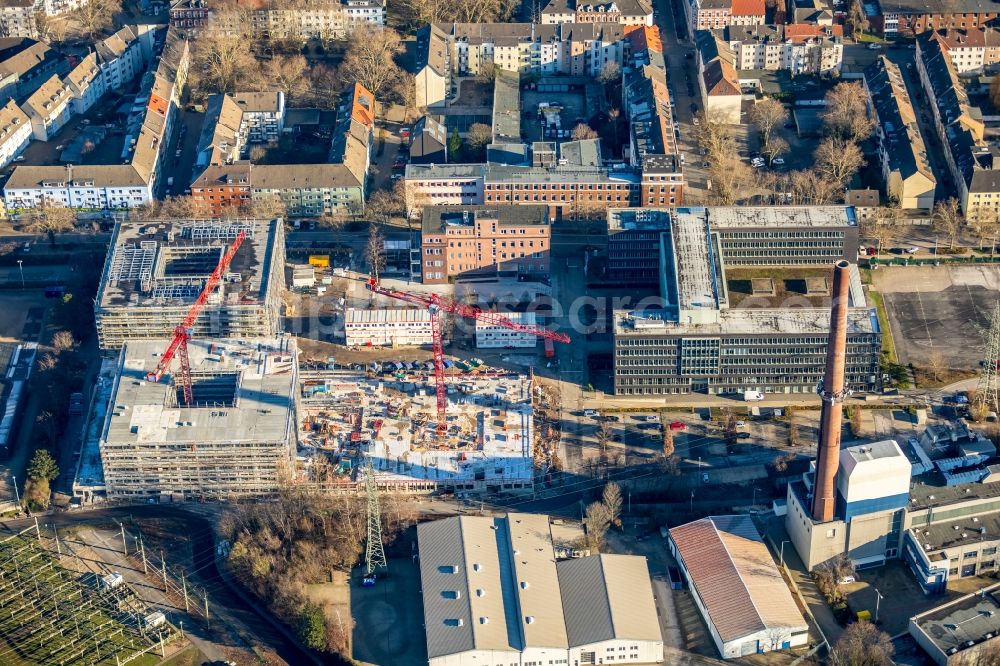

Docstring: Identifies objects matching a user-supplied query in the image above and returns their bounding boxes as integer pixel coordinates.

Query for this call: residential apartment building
[344,308,433,346]
[608,207,877,396]
[21,73,71,140]
[729,0,765,27]
[412,24,450,108]
[189,163,250,216]
[540,0,654,26]
[928,27,1000,74]
[64,26,151,116]
[233,91,285,144]
[876,0,999,36]
[864,56,936,212]
[916,30,999,223]
[0,0,36,39]
[787,0,833,24]
[0,98,30,168]
[722,24,844,75]
[687,0,731,36]
[625,26,686,206]
[170,0,384,39]
[420,205,550,284]
[695,30,741,124]
[64,53,102,115]
[4,27,188,211]
[0,37,67,102]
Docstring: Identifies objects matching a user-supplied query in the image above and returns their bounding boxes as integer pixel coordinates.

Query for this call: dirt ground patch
[0,293,47,342]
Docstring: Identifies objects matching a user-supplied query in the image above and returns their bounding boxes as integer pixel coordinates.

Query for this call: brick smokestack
[811,260,852,523]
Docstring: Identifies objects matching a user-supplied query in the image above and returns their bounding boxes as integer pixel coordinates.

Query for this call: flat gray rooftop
[97,219,280,310]
[102,337,296,445]
[614,306,880,336]
[909,475,1000,512]
[912,586,1000,658]
[607,206,857,231]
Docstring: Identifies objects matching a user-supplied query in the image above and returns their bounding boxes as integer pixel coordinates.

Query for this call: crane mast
[366,276,569,435]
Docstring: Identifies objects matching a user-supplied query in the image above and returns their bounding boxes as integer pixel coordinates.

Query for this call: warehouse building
[98,337,298,500]
[611,207,879,396]
[343,308,433,347]
[669,515,809,659]
[95,219,285,350]
[417,512,663,666]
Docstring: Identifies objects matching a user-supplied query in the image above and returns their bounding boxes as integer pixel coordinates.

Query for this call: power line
[365,460,387,576]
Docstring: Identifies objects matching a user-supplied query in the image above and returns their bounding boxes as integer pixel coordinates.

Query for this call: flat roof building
[669,515,809,659]
[98,337,298,500]
[418,513,663,666]
[909,584,1000,665]
[343,307,433,347]
[95,219,285,350]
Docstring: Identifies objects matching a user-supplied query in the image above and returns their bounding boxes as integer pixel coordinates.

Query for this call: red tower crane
[366,276,570,435]
[145,231,248,405]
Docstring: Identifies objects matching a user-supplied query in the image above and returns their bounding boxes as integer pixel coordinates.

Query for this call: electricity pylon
[364,460,387,576]
[975,301,1000,415]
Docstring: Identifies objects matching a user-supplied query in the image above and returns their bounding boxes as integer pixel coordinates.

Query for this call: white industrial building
[418,513,664,666]
[669,515,809,660]
[474,311,538,349]
[344,308,433,347]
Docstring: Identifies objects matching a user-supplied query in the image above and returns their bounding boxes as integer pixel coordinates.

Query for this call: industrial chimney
[811,260,852,523]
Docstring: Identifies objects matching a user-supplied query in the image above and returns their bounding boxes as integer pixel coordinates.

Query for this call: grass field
[0,531,173,666]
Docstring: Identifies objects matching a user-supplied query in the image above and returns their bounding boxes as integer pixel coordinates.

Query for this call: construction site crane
[366,276,570,435]
[145,231,248,405]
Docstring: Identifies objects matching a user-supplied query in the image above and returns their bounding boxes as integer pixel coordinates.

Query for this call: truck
[742,390,765,402]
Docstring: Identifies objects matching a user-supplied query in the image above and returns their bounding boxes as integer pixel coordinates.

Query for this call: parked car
[584,409,598,417]
[905,246,920,254]
[735,420,746,428]
[669,421,687,431]
[866,246,878,256]
[772,157,785,165]
[868,43,882,50]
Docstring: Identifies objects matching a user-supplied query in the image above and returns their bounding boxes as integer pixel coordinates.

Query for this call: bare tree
[21,201,76,244]
[958,640,1000,666]
[242,195,287,221]
[71,0,120,39]
[822,82,876,142]
[466,123,493,150]
[927,351,948,383]
[252,54,310,105]
[932,197,964,250]
[846,0,870,35]
[366,190,399,227]
[602,482,623,528]
[762,136,789,165]
[583,501,611,550]
[814,137,865,186]
[595,420,613,468]
[341,25,404,103]
[788,169,841,204]
[597,62,621,86]
[708,150,756,205]
[828,621,894,666]
[367,223,385,281]
[662,427,675,459]
[476,62,497,83]
[748,98,788,154]
[571,123,599,141]
[861,206,901,254]
[195,33,257,95]
[52,330,77,352]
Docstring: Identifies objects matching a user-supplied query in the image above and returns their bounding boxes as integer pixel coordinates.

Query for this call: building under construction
[299,366,534,493]
[94,218,285,350]
[98,336,298,500]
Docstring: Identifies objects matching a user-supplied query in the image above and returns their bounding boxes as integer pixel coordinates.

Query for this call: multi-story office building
[420,205,551,284]
[607,206,860,283]
[864,56,936,212]
[94,218,285,350]
[609,207,877,396]
[475,312,540,348]
[344,308,434,346]
[99,337,297,500]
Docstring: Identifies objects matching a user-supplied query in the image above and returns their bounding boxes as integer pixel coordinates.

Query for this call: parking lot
[521,89,591,144]
[874,265,1000,371]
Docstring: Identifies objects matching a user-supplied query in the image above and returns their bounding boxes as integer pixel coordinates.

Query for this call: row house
[412,24,450,108]
[540,0,654,26]
[4,164,152,209]
[916,30,997,223]
[876,0,999,36]
[63,26,152,116]
[695,30,741,124]
[0,37,67,102]
[723,24,844,75]
[863,56,936,212]
[0,0,92,39]
[927,27,1000,75]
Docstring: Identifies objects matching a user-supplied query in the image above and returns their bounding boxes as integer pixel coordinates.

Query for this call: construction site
[298,366,535,494]
[94,218,285,350]
[97,336,298,500]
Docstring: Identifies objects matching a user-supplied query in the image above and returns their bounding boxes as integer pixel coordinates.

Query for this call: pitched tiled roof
[670,516,807,643]
[730,0,764,16]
